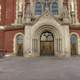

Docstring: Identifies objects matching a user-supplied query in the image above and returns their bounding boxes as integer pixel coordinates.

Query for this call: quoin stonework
[0,0,80,57]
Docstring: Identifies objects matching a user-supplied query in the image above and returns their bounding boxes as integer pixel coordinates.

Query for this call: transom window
[16,34,23,45]
[40,31,54,41]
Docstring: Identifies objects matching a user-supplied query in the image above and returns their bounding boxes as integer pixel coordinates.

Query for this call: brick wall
[0,30,4,49]
[0,0,16,25]
[77,0,80,22]
[4,28,24,53]
[0,0,6,25]
[5,0,16,24]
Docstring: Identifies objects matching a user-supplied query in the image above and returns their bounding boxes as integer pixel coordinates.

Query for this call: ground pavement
[0,56,80,80]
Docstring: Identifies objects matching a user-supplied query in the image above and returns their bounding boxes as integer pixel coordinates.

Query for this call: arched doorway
[71,34,78,56]
[16,34,24,56]
[40,31,54,56]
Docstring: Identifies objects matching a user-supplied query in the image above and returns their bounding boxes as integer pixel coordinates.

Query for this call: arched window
[16,34,23,45]
[71,34,77,45]
[51,0,58,15]
[70,34,78,55]
[35,0,42,15]
[16,34,24,56]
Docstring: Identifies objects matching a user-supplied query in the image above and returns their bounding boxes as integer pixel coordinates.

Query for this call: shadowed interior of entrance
[71,34,78,56]
[16,34,23,56]
[40,31,54,56]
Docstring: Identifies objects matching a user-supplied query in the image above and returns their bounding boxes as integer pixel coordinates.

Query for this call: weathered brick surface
[0,0,16,25]
[4,29,24,53]
[0,30,4,49]
[77,0,80,21]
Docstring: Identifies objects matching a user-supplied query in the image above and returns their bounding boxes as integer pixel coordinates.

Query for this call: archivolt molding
[33,25,61,39]
[31,20,63,39]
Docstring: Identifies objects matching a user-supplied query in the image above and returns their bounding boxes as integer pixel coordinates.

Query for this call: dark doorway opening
[40,31,54,56]
[16,34,23,56]
[71,34,78,56]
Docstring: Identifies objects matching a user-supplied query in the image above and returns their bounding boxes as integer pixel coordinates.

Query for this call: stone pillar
[78,38,80,55]
[32,39,39,56]
[62,25,70,57]
[15,0,19,23]
[60,38,62,52]
[74,0,79,24]
[55,38,60,56]
[30,0,35,16]
[56,38,63,57]
[23,25,32,57]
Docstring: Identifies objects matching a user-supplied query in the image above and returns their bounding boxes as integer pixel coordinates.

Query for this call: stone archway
[31,25,62,57]
[24,14,70,57]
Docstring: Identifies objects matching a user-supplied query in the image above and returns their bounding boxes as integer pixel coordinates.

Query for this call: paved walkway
[0,57,80,80]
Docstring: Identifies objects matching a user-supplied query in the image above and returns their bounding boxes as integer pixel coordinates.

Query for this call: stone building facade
[0,0,80,57]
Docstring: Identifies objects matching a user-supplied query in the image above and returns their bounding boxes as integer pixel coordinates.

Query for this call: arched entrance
[16,34,24,56]
[40,31,54,56]
[70,34,78,56]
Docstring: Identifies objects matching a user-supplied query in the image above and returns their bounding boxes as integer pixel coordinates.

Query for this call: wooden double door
[40,41,54,56]
[40,31,54,56]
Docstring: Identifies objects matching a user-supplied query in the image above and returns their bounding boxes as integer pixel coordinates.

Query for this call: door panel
[16,34,23,56]
[71,34,78,56]
[17,44,23,56]
[40,41,54,56]
[71,44,77,56]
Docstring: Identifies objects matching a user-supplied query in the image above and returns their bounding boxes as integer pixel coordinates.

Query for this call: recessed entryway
[40,31,54,56]
[70,34,78,56]
[16,34,24,56]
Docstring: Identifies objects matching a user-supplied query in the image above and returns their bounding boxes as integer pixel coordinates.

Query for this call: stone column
[78,38,80,55]
[30,0,35,16]
[62,25,70,57]
[56,38,62,56]
[60,38,62,52]
[55,38,60,56]
[15,0,19,23]
[32,39,39,56]
[23,25,32,57]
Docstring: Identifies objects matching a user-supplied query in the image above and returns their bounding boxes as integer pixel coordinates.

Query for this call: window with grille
[35,0,42,15]
[51,0,58,15]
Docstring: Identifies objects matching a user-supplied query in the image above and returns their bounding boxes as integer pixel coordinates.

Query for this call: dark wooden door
[71,34,78,56]
[40,41,54,56]
[40,31,54,56]
[71,44,77,55]
[17,44,23,56]
[16,34,23,56]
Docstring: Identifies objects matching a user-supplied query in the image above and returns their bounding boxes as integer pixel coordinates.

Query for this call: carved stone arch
[31,24,63,56]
